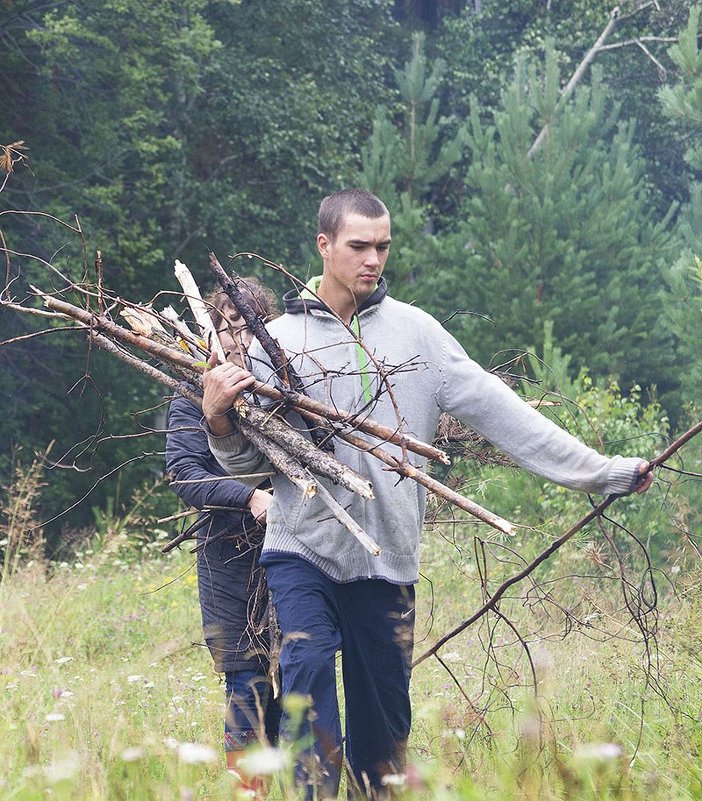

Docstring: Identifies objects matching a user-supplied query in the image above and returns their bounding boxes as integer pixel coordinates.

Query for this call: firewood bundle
[24,253,515,556]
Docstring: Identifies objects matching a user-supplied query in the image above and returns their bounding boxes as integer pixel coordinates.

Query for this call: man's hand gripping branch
[202,350,256,437]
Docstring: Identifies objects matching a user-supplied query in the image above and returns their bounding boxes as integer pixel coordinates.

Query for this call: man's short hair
[318,189,389,241]
[206,276,278,327]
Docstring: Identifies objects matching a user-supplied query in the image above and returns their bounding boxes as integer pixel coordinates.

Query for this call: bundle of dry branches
[10,253,522,560]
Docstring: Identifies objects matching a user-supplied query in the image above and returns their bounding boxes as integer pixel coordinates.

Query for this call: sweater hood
[282,276,388,316]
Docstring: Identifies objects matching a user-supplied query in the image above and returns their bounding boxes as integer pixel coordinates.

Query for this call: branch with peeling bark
[529,2,675,158]
[29,284,513,542]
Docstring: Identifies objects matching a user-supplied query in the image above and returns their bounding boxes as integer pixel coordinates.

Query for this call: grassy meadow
[1,504,701,800]
[2,405,701,800]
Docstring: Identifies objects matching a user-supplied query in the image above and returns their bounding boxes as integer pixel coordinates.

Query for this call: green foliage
[658,8,702,412]
[361,33,466,207]
[357,32,467,297]
[436,0,692,211]
[0,0,402,531]
[0,446,47,584]
[662,246,702,408]
[659,6,702,171]
[416,47,677,400]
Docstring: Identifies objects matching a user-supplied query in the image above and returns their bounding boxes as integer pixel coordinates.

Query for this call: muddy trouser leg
[264,556,344,800]
[338,580,414,798]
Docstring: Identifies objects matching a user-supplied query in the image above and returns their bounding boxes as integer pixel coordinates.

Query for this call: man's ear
[317,232,330,258]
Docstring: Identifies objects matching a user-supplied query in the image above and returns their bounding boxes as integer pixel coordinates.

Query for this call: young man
[166,278,281,799]
[202,189,652,799]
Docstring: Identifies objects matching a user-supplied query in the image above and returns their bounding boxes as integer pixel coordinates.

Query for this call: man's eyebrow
[347,237,392,246]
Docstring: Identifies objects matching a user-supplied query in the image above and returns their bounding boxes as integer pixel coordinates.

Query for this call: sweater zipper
[351,314,373,405]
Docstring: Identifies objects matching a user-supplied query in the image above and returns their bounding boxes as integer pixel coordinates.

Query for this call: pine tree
[416,45,677,399]
[658,7,702,411]
[658,6,702,172]
[357,33,466,295]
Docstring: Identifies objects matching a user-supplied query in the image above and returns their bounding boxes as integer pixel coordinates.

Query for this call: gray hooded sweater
[209,279,644,585]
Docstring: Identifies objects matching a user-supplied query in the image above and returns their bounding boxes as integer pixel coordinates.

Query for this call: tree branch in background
[529,2,672,158]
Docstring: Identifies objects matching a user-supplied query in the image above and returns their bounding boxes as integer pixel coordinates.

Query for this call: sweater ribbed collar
[282,276,388,316]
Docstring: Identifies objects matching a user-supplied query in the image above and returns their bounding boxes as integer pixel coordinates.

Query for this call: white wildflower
[440,651,462,663]
[532,647,554,674]
[121,747,145,762]
[238,746,289,776]
[45,713,66,722]
[574,742,623,761]
[43,751,81,783]
[177,742,218,764]
[55,657,73,665]
[380,773,406,787]
[127,675,143,683]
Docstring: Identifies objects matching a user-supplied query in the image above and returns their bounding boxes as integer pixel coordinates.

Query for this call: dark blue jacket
[166,396,269,672]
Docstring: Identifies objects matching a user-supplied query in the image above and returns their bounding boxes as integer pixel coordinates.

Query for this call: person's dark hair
[318,188,389,242]
[206,276,278,328]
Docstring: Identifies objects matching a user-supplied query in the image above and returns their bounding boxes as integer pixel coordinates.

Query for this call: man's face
[215,298,253,366]
[317,212,392,309]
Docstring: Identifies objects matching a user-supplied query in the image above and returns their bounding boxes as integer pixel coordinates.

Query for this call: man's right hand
[202,351,256,437]
[247,488,272,525]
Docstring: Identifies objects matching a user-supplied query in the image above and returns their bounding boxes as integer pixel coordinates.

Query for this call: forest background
[2,2,702,799]
[2,0,702,536]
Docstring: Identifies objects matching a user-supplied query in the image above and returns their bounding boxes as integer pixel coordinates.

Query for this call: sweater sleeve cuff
[606,457,647,496]
[206,430,249,454]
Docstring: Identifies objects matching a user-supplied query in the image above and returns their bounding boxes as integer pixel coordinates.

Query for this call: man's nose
[365,249,381,267]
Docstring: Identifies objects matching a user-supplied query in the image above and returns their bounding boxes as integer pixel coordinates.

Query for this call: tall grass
[0,514,700,800]
[1,404,701,801]
[0,445,50,585]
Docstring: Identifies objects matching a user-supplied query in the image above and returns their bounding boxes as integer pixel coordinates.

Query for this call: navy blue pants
[263,555,415,799]
[224,668,281,751]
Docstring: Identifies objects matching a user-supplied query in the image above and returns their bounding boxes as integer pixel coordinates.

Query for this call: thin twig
[412,418,702,667]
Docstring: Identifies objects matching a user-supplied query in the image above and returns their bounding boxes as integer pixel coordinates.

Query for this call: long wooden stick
[253,381,449,465]
[38,293,512,534]
[241,404,374,499]
[209,252,335,451]
[209,252,306,395]
[173,259,226,361]
[412,420,702,667]
[295,406,514,535]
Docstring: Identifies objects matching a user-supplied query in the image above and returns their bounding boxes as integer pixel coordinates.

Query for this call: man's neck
[318,285,367,326]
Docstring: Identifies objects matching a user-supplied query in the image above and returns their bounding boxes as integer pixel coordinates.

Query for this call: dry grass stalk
[1,445,50,584]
